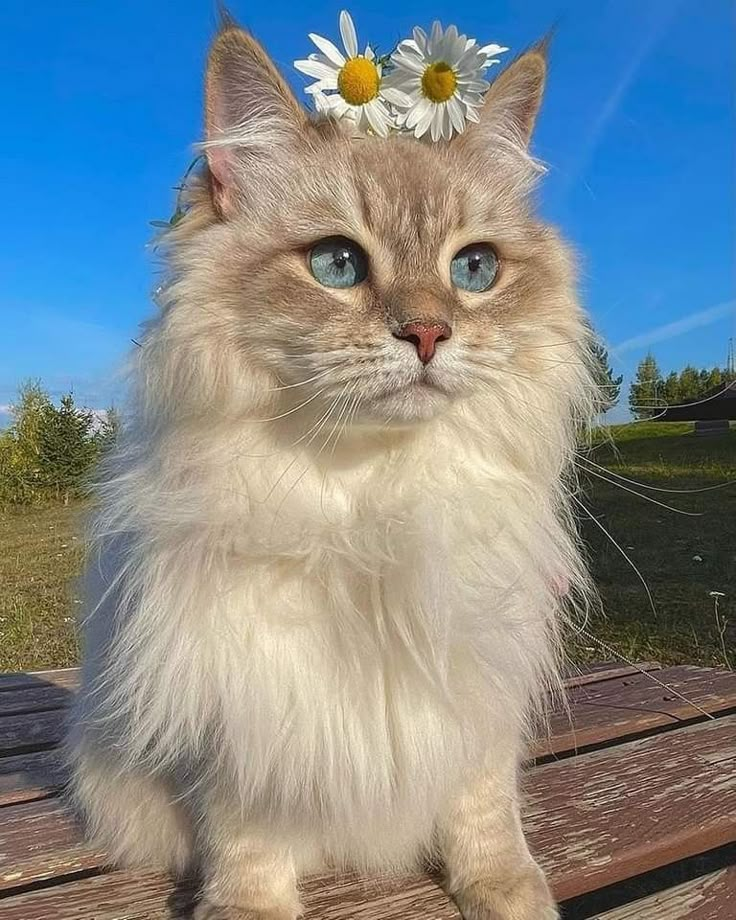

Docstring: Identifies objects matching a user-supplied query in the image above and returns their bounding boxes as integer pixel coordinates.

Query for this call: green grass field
[0,422,734,672]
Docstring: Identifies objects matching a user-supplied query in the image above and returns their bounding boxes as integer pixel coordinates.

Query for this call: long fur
[67,24,596,915]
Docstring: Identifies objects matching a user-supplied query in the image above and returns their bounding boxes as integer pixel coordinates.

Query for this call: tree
[705,367,724,393]
[662,371,680,408]
[677,365,701,402]
[628,353,663,419]
[95,406,121,455]
[37,394,97,503]
[589,338,623,414]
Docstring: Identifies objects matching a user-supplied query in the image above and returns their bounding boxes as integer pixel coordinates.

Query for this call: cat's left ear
[458,45,546,152]
[204,23,309,216]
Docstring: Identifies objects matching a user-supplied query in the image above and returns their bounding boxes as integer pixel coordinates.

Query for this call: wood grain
[0,669,80,692]
[595,865,736,919]
[525,715,736,900]
[536,665,736,757]
[0,748,67,806]
[0,709,66,756]
[1,716,733,906]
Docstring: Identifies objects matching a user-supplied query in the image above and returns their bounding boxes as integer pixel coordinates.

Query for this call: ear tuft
[460,46,547,155]
[204,22,307,216]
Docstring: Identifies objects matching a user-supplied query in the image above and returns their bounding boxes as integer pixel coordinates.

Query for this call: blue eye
[309,237,368,288]
[450,243,499,293]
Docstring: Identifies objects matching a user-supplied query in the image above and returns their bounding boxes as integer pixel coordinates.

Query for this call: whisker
[574,628,715,720]
[574,462,703,517]
[570,494,659,620]
[577,454,736,495]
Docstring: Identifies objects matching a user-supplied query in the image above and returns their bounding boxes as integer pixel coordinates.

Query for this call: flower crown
[294,11,508,141]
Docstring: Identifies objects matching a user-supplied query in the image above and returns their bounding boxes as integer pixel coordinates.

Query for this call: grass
[573,421,735,668]
[0,422,734,672]
[0,503,83,670]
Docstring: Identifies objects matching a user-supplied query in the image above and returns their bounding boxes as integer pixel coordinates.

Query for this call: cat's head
[158,22,591,435]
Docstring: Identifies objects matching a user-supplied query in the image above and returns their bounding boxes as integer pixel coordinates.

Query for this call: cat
[67,17,594,920]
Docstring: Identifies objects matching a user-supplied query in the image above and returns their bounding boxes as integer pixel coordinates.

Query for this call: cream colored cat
[67,18,594,920]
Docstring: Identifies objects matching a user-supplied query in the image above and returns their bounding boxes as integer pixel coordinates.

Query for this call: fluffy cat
[67,17,594,920]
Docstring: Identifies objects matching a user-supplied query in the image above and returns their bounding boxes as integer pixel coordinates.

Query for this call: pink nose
[394,321,452,363]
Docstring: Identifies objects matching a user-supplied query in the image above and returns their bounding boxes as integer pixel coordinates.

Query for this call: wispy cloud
[614,300,736,354]
[564,1,684,196]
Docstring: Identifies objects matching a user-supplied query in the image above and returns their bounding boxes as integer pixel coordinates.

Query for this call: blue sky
[1,0,734,421]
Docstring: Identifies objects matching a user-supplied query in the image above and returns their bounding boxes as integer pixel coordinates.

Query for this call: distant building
[655,380,736,433]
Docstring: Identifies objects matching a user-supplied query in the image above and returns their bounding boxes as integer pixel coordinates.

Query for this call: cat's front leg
[194,795,302,920]
[438,744,558,920]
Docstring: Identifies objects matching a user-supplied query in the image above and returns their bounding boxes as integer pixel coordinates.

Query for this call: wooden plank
[0,684,73,717]
[0,798,105,889]
[0,717,733,904]
[525,715,736,900]
[563,661,661,689]
[0,869,462,920]
[535,665,736,757]
[0,669,80,692]
[595,865,736,919]
[2,666,734,804]
[0,709,66,756]
[0,749,67,806]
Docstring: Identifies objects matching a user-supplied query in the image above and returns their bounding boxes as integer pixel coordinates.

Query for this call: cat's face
[174,26,588,430]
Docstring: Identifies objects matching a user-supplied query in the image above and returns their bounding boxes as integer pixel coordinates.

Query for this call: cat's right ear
[204,24,309,216]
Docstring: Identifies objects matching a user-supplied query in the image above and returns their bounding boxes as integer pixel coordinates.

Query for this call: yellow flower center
[337,57,380,106]
[421,62,457,103]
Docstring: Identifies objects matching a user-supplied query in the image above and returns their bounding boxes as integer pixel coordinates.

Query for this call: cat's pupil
[468,255,481,273]
[334,250,350,269]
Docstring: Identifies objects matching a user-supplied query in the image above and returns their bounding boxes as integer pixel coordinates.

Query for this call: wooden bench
[1,663,734,918]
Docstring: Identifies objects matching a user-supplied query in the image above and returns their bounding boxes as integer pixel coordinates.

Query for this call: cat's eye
[450,243,499,293]
[309,237,368,289]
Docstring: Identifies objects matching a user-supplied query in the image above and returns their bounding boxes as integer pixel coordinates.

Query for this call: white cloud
[613,300,736,354]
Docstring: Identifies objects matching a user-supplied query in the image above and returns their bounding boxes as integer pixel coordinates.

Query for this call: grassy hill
[0,422,733,671]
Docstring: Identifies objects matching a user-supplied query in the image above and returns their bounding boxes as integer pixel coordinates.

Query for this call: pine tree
[705,367,724,393]
[589,338,623,414]
[37,394,97,503]
[663,371,680,407]
[95,406,121,454]
[677,365,701,402]
[628,354,663,419]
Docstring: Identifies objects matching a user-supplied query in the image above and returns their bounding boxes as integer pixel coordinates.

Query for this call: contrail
[614,300,736,354]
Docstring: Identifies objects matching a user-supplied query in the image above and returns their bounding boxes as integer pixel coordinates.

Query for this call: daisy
[385,22,509,141]
[294,11,406,137]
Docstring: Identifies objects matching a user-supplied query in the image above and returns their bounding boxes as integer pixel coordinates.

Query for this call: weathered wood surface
[526,715,736,901]
[3,665,734,806]
[1,714,733,904]
[0,664,734,919]
[538,664,736,756]
[595,865,736,919]
[0,748,64,806]
[562,660,661,688]
[0,668,80,692]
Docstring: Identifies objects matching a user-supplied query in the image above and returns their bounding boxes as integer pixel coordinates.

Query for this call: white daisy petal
[381,86,413,107]
[308,33,346,67]
[478,43,509,57]
[465,106,481,123]
[458,79,490,93]
[429,20,442,52]
[365,44,374,60]
[414,105,435,138]
[413,27,428,54]
[294,59,338,81]
[339,10,358,58]
[447,96,466,134]
[404,97,431,130]
[363,100,390,136]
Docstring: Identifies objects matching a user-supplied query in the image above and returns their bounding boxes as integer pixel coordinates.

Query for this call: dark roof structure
[655,380,736,421]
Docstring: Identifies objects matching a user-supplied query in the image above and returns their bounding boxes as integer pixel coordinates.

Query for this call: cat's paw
[193,901,299,920]
[452,864,558,920]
